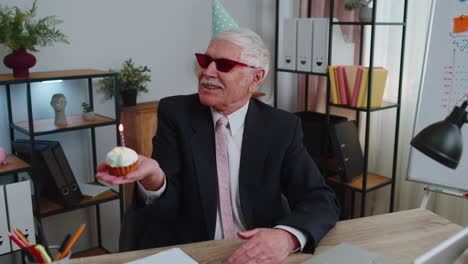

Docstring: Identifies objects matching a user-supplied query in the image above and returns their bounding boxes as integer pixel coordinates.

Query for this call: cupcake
[106,146,138,176]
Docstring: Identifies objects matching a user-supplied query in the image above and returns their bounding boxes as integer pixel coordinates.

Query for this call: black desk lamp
[410,100,468,169]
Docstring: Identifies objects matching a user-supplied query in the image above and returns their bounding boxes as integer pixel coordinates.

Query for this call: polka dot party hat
[212,0,240,36]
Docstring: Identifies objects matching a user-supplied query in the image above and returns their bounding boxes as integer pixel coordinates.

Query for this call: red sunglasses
[195,53,257,73]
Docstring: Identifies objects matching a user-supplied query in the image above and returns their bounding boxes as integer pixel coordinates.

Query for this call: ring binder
[330,121,363,182]
[13,140,83,208]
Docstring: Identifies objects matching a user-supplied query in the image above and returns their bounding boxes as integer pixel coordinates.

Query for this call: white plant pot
[360,6,373,23]
[82,112,95,121]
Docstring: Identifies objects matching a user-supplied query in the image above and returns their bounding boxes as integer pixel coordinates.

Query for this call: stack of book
[328,65,389,108]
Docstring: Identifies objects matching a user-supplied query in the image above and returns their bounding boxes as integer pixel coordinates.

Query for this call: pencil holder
[25,245,71,264]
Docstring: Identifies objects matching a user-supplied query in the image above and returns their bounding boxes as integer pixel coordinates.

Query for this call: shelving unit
[0,69,123,257]
[274,0,407,218]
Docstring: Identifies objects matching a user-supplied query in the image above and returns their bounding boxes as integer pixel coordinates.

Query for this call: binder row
[280,18,355,73]
[13,140,83,209]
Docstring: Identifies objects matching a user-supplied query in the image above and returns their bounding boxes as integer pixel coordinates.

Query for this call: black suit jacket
[120,94,339,253]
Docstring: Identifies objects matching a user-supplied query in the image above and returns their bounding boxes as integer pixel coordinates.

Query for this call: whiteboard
[408,0,468,191]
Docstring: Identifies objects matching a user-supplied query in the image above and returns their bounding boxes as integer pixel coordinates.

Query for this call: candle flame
[119,123,124,132]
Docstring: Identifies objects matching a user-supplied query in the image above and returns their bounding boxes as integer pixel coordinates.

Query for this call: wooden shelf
[0,69,115,85]
[276,68,328,76]
[36,189,120,217]
[327,173,392,192]
[71,247,109,259]
[252,92,266,99]
[332,21,405,26]
[0,155,30,176]
[329,101,399,112]
[14,114,116,135]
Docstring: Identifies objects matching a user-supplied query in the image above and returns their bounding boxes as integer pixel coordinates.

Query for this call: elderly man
[97,28,339,264]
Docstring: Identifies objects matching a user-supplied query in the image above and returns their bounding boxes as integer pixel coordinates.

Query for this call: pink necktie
[215,116,235,239]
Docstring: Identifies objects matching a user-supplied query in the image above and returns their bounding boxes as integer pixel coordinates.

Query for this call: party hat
[212,0,240,36]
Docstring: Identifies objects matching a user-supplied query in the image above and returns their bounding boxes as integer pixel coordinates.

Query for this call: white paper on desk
[124,248,199,264]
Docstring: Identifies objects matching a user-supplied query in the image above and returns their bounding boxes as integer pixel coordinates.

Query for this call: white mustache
[200,77,224,89]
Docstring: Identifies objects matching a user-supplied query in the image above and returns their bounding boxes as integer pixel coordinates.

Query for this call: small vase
[359,6,373,23]
[82,112,95,121]
[121,90,137,106]
[3,48,37,78]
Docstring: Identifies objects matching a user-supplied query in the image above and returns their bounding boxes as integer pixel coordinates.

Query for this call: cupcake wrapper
[108,161,138,176]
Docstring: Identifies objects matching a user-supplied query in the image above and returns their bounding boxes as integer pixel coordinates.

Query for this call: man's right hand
[96,155,165,191]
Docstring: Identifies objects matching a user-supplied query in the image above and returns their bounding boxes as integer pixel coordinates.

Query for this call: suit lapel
[238,100,268,229]
[190,101,218,239]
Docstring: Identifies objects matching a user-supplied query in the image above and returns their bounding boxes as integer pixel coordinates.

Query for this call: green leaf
[97,59,152,101]
[0,0,69,52]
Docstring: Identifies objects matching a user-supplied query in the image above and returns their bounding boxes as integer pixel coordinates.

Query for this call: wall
[0,0,276,258]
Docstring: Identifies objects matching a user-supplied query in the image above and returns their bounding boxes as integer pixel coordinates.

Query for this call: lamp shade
[410,120,462,169]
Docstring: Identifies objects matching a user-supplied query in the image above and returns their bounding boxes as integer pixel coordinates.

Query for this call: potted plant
[344,0,373,23]
[81,102,95,121]
[98,58,151,106]
[0,0,69,77]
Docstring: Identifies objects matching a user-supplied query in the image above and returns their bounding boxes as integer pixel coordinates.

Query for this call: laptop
[303,227,468,264]
[302,243,401,264]
[413,227,468,264]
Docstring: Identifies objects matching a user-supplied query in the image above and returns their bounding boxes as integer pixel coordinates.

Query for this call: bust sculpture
[50,93,68,126]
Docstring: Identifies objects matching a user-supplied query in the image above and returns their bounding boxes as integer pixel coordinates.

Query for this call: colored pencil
[53,234,71,261]
[37,221,53,261]
[13,228,32,247]
[8,232,46,263]
[10,230,45,263]
[57,224,86,260]
[7,232,25,249]
[35,244,52,263]
[28,245,45,263]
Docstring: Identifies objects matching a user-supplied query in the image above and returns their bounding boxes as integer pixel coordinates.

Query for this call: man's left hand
[227,228,299,264]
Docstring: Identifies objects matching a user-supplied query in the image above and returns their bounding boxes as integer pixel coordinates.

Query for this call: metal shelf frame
[273,0,408,218]
[1,70,124,254]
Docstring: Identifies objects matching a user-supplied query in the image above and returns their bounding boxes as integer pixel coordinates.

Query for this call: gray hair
[212,28,270,79]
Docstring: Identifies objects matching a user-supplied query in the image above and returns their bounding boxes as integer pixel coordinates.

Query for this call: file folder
[0,186,11,254]
[281,18,298,70]
[5,181,36,250]
[297,18,313,72]
[47,141,83,203]
[312,18,329,73]
[330,121,363,182]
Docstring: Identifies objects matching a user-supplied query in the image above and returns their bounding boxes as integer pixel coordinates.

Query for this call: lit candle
[118,123,126,147]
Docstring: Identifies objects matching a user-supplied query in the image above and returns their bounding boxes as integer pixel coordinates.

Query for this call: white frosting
[106,147,138,167]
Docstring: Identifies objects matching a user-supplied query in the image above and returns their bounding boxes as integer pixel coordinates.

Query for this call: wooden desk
[71,209,468,264]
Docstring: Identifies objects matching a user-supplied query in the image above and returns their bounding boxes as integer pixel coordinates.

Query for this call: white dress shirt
[137,101,306,250]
